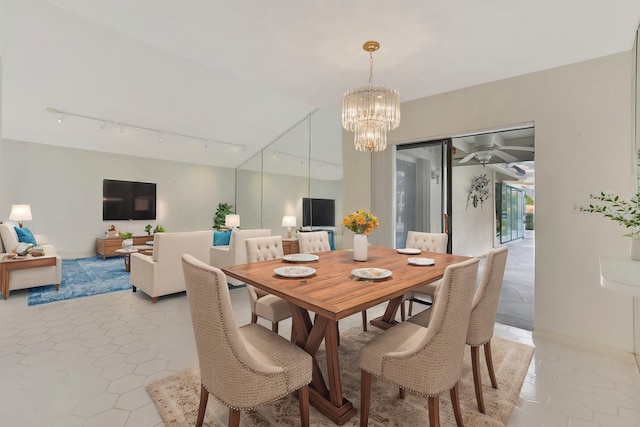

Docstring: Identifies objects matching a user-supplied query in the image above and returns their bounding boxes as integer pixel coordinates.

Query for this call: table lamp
[225,214,240,229]
[282,215,297,239]
[9,204,32,228]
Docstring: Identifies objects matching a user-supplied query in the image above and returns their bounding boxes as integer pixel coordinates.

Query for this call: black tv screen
[302,198,335,227]
[103,179,157,221]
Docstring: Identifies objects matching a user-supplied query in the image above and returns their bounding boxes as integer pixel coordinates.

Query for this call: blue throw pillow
[213,229,232,246]
[15,227,37,245]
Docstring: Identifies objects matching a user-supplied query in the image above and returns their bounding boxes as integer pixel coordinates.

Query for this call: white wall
[0,139,235,258]
[345,51,637,354]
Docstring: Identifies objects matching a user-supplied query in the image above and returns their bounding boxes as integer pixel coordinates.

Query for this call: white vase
[122,238,134,248]
[631,236,640,261]
[353,234,368,261]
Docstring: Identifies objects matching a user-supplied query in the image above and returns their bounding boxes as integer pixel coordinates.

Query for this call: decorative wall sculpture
[467,174,491,209]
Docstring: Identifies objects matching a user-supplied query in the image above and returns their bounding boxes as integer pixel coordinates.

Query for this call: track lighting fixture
[46,107,245,150]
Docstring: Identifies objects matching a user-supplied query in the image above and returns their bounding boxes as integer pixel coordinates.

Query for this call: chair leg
[361,310,368,331]
[298,384,310,427]
[484,340,498,389]
[196,383,208,427]
[427,395,440,427]
[471,345,485,413]
[228,408,241,427]
[399,387,406,399]
[360,370,372,427]
[408,300,414,316]
[450,382,464,427]
[272,322,279,333]
[400,300,406,321]
[251,313,258,324]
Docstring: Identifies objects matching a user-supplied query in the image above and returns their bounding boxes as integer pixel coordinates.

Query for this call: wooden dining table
[223,245,470,425]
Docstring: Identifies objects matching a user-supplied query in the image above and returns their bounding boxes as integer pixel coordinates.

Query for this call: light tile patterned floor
[1,287,639,426]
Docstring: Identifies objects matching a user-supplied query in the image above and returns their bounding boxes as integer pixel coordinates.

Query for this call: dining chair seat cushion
[407,307,433,327]
[411,278,441,299]
[360,321,439,395]
[236,323,312,407]
[254,293,292,323]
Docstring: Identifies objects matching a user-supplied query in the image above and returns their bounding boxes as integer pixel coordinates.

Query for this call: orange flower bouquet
[342,210,379,235]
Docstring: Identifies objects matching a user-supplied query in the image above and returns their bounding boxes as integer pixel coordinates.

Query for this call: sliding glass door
[496,183,525,243]
[395,139,452,251]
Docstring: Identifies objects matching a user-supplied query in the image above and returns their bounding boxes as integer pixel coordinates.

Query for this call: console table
[96,236,153,259]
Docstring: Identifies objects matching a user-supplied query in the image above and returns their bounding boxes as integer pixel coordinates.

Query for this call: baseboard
[533,328,636,363]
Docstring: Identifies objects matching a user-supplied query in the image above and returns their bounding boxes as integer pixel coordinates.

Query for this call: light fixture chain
[369,51,374,84]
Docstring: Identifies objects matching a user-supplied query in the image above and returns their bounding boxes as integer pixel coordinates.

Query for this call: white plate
[274,266,316,278]
[283,253,319,263]
[408,257,435,266]
[351,268,392,280]
[397,248,421,255]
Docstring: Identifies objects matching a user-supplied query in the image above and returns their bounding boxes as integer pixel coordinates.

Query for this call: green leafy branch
[580,149,640,236]
[580,192,640,236]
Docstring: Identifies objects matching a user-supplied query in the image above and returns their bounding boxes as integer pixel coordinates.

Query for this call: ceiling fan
[457,134,534,165]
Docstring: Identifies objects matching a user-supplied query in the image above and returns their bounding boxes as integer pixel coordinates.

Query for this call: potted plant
[120,232,134,248]
[214,202,235,230]
[154,225,166,233]
[145,224,153,235]
[581,151,640,259]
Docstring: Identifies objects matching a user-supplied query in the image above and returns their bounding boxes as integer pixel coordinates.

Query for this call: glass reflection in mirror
[235,110,343,246]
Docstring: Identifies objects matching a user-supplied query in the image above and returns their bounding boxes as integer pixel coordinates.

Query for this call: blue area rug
[28,256,131,306]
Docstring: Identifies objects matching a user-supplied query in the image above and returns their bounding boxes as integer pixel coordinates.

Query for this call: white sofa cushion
[0,224,19,253]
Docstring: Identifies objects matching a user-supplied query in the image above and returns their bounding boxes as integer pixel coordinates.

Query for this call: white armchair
[210,229,271,286]
[0,224,61,297]
[130,230,213,302]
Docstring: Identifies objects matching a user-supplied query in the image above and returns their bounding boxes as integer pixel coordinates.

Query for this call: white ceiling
[1,1,639,172]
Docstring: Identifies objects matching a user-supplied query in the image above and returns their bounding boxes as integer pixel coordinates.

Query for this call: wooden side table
[282,238,299,255]
[1,255,58,299]
[115,246,152,272]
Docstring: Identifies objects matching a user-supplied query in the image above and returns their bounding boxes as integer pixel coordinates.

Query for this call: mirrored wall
[235,109,344,247]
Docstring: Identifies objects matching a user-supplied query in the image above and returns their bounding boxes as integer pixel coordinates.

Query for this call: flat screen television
[302,197,335,227]
[103,179,157,221]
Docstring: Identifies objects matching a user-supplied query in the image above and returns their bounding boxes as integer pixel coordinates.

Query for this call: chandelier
[342,41,400,152]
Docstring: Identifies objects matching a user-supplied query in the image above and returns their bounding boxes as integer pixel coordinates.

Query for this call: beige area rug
[146,327,534,426]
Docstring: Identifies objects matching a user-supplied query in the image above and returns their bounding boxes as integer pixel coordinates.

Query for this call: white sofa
[130,230,213,302]
[0,223,62,297]
[210,229,271,286]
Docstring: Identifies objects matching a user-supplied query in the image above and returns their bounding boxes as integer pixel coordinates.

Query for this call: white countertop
[599,253,640,297]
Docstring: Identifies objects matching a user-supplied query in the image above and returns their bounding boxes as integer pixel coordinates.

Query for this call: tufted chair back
[245,235,284,262]
[406,231,448,253]
[243,236,291,334]
[298,231,331,253]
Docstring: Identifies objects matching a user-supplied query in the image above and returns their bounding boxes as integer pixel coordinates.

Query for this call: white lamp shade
[282,216,297,227]
[9,204,32,222]
[225,214,240,228]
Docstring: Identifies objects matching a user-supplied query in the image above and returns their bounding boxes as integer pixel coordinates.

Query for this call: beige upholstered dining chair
[297,230,331,253]
[465,246,508,413]
[181,254,312,427]
[408,246,509,414]
[244,236,292,334]
[404,231,449,316]
[360,257,479,427]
